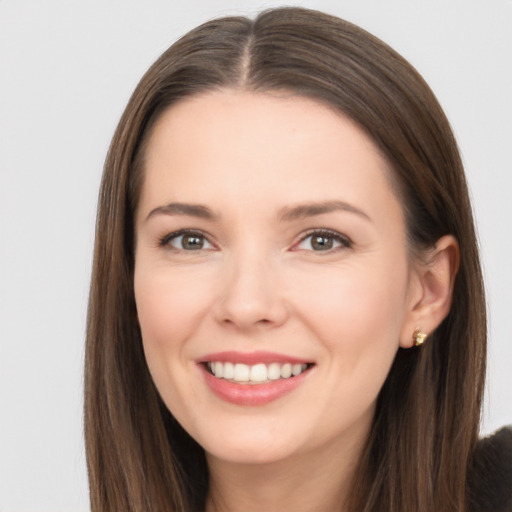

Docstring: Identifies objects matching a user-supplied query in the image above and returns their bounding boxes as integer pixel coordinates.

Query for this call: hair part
[85,7,486,511]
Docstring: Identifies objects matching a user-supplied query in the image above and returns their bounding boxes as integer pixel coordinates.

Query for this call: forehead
[139,90,402,223]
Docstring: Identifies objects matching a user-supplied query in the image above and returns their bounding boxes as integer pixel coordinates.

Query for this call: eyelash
[295,229,352,252]
[157,229,214,251]
[157,228,352,252]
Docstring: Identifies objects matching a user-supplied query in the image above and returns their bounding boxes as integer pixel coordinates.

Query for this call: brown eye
[312,235,334,250]
[181,234,204,250]
[162,231,213,251]
[295,230,351,252]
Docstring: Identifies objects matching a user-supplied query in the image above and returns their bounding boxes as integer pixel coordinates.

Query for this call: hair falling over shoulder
[84,7,486,511]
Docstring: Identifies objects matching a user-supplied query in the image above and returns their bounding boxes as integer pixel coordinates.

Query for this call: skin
[134,90,458,512]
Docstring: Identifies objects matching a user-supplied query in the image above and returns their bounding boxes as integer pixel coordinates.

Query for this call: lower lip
[200,365,311,406]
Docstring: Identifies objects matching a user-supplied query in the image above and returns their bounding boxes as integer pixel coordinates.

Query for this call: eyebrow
[145,202,218,222]
[145,199,371,224]
[278,200,371,222]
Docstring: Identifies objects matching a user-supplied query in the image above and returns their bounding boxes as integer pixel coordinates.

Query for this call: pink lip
[196,352,314,406]
[197,350,311,365]
[199,364,312,406]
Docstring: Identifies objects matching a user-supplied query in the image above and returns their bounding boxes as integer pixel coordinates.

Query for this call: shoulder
[467,426,512,512]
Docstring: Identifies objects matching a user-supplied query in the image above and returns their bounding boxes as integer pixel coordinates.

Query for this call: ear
[399,235,460,349]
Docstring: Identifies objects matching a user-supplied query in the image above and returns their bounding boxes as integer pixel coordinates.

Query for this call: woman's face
[134,91,422,465]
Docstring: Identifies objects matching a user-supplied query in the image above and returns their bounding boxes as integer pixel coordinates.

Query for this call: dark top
[467,426,512,512]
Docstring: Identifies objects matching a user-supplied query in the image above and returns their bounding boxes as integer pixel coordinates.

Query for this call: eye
[295,230,351,252]
[159,230,214,251]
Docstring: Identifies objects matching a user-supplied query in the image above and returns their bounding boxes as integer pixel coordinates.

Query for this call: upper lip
[196,350,313,365]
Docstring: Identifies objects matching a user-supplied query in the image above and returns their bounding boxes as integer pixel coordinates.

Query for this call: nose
[213,249,289,331]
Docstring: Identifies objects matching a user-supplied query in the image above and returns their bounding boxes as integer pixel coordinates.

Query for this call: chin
[205,440,299,466]
[189,418,307,466]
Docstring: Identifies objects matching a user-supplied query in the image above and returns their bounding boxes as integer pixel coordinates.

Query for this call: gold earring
[413,328,427,347]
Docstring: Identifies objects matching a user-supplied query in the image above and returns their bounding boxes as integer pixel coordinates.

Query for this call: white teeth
[214,361,223,378]
[292,363,303,376]
[281,363,292,378]
[233,363,250,382]
[250,363,268,382]
[267,362,281,380]
[207,361,309,383]
[223,361,234,379]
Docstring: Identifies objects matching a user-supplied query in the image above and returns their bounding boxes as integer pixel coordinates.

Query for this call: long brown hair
[85,7,486,511]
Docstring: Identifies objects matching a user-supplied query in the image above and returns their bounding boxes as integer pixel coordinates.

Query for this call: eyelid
[157,229,216,250]
[292,228,352,251]
[156,227,351,252]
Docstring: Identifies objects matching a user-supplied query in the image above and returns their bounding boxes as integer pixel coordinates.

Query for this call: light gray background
[1,1,510,510]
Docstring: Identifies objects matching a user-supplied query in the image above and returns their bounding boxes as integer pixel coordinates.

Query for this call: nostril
[222,317,272,327]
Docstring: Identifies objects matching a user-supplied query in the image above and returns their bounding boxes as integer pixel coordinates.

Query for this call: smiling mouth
[205,361,314,384]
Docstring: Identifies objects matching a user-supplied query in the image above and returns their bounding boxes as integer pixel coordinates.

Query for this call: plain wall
[1,1,511,510]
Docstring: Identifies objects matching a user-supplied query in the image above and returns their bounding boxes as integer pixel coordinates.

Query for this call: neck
[205,431,367,512]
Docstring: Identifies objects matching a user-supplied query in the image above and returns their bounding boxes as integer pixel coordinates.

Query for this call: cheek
[295,262,409,427]
[133,266,220,421]
[291,259,409,372]
[134,266,215,361]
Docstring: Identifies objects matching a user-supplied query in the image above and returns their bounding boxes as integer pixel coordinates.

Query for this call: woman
[84,7,512,512]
